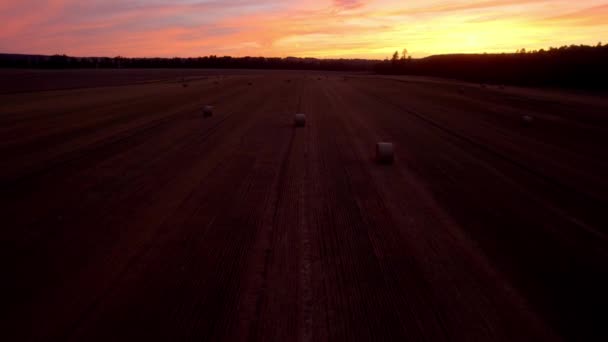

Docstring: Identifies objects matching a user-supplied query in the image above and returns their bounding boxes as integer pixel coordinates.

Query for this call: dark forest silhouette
[0,54,375,72]
[2,43,607,88]
[376,43,608,89]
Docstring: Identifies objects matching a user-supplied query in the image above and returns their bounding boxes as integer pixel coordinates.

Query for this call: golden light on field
[0,1,607,58]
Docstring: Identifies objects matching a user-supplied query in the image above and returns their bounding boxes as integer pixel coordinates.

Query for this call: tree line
[2,42,607,88]
[0,54,376,71]
[375,43,608,89]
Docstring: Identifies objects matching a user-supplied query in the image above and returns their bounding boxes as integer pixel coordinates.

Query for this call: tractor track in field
[332,78,606,341]
[62,80,288,340]
[348,79,606,237]
[0,79,249,191]
[2,79,270,252]
[2,72,606,341]
[13,78,293,340]
[318,79,560,341]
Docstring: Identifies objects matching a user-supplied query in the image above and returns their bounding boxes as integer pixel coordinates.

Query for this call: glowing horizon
[1,0,607,59]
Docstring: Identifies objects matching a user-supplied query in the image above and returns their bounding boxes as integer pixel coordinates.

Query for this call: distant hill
[375,44,608,89]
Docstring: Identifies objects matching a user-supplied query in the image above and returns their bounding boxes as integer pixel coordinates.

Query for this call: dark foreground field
[1,70,607,341]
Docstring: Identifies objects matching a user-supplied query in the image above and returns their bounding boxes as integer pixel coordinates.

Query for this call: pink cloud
[333,0,367,10]
[1,0,607,58]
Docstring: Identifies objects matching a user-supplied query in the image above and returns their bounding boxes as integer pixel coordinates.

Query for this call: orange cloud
[541,4,608,26]
[1,0,607,58]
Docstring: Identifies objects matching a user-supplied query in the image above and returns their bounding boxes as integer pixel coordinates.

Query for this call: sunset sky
[1,0,607,59]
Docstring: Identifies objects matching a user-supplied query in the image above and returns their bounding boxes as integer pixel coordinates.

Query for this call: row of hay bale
[199,93,394,164]
[292,113,394,164]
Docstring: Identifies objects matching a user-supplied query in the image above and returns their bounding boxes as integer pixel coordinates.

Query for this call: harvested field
[1,71,607,341]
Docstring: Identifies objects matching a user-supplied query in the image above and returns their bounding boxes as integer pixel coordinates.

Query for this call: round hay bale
[294,113,306,127]
[203,105,214,118]
[521,115,534,125]
[375,142,394,164]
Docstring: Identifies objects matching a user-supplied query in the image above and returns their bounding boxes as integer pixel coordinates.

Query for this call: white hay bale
[203,105,213,118]
[375,142,394,164]
[294,113,306,127]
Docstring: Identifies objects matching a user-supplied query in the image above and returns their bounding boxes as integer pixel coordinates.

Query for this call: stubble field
[1,69,606,341]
